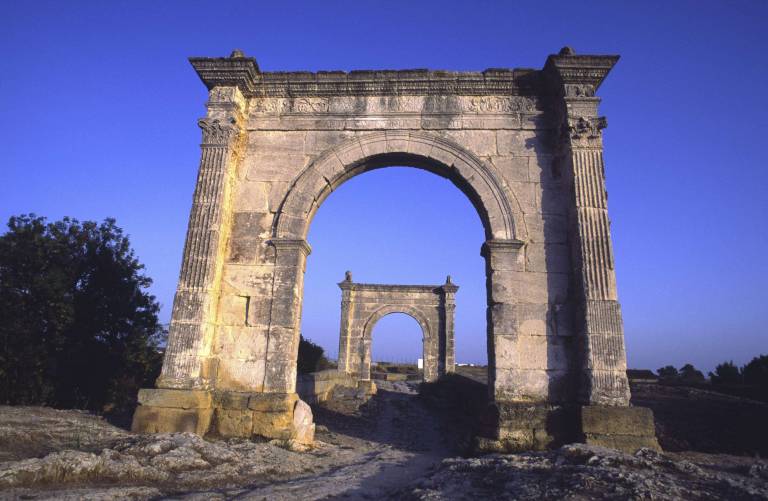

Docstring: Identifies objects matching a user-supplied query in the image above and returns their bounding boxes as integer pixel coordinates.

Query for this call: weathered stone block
[357,380,377,395]
[251,409,294,440]
[137,389,212,409]
[507,181,538,212]
[492,156,530,183]
[215,358,265,392]
[245,154,308,182]
[580,405,661,452]
[525,243,571,273]
[248,131,306,156]
[235,181,270,213]
[214,390,252,410]
[219,295,248,326]
[475,403,577,452]
[304,130,359,155]
[248,392,298,412]
[292,399,315,445]
[213,409,254,437]
[524,213,568,244]
[131,406,212,436]
[231,211,272,240]
[444,130,497,157]
[496,130,543,155]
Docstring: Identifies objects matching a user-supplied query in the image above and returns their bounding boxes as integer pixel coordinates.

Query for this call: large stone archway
[132,48,659,452]
[337,273,458,384]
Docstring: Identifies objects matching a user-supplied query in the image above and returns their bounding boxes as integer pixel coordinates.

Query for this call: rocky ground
[0,378,766,499]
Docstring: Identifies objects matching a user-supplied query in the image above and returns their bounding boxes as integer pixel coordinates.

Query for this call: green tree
[742,355,768,388]
[709,361,742,385]
[679,363,705,383]
[657,365,679,381]
[0,215,165,414]
[297,335,330,374]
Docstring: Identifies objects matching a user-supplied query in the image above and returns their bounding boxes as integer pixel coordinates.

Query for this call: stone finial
[559,46,575,56]
[344,270,353,282]
[445,275,453,285]
[230,49,245,58]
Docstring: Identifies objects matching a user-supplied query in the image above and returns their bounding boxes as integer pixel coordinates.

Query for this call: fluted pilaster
[546,50,630,406]
[157,91,245,390]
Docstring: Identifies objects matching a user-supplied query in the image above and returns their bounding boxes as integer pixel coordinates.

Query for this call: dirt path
[205,382,454,500]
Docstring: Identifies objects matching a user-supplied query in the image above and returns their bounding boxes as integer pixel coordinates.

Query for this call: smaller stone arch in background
[337,272,458,384]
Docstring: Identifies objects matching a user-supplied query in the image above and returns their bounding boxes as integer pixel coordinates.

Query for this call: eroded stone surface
[397,444,768,500]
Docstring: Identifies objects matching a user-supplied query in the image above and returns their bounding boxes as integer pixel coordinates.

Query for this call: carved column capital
[480,238,525,257]
[198,116,244,146]
[268,238,312,257]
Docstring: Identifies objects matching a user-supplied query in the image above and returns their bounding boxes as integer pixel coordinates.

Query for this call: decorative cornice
[544,48,619,95]
[338,281,458,293]
[189,51,550,98]
[190,49,621,99]
[190,54,260,94]
[253,69,541,97]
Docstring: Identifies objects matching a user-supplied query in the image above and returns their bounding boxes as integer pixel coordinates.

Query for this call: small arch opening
[371,312,425,371]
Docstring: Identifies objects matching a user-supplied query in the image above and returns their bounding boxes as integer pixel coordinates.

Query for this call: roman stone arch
[132,48,660,453]
[336,273,458,384]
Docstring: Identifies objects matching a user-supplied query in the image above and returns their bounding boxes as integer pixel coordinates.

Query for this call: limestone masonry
[131,47,659,452]
[337,273,458,384]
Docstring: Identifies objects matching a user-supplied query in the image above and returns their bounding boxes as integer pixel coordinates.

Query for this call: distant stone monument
[337,273,457,386]
[132,47,659,452]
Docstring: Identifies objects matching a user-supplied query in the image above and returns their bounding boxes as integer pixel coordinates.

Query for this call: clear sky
[2,1,766,373]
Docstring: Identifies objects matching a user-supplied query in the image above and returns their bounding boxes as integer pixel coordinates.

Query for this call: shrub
[679,363,705,383]
[742,355,768,388]
[709,361,742,385]
[297,335,330,374]
[657,365,679,381]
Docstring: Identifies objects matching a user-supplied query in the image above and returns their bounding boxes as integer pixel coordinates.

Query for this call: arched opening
[272,131,527,403]
[371,312,424,367]
[298,166,488,379]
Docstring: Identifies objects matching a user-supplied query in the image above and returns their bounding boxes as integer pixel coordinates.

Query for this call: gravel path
[221,382,453,500]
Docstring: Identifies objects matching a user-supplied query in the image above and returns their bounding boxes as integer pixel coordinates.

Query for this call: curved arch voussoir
[275,131,527,242]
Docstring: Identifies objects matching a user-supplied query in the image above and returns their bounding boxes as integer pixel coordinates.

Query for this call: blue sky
[2,1,766,372]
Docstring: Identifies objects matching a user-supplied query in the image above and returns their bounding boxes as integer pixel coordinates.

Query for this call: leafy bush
[0,215,165,414]
[709,361,742,385]
[657,365,679,381]
[658,364,704,384]
[679,363,705,383]
[297,335,331,374]
[742,355,768,388]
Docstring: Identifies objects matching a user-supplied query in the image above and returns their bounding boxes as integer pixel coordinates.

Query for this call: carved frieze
[465,96,537,113]
[249,95,539,116]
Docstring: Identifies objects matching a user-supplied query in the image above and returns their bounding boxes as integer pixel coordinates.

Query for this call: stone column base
[473,403,660,453]
[357,380,377,395]
[131,389,214,435]
[474,402,578,453]
[131,389,315,446]
[579,405,660,452]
